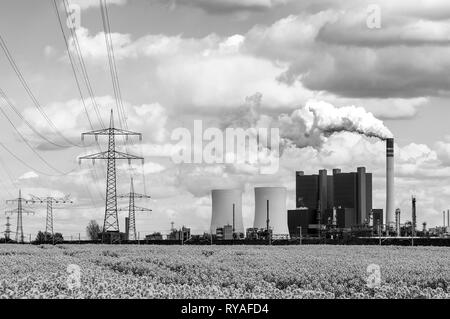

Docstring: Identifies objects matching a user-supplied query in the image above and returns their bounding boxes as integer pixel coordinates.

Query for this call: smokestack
[386,138,394,232]
[444,211,446,227]
[412,196,416,237]
[333,168,341,175]
[447,209,450,227]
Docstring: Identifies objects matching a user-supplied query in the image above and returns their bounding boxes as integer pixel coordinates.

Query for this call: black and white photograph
[0,0,449,308]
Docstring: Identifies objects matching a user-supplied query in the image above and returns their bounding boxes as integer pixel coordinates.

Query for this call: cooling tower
[386,138,395,230]
[210,189,244,234]
[254,187,290,239]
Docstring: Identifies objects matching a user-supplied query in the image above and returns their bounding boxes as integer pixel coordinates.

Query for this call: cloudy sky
[0,0,450,238]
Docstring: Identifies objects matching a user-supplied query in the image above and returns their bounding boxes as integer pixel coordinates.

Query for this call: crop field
[0,244,448,299]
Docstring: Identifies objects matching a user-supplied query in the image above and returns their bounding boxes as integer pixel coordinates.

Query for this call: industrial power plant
[204,137,450,244]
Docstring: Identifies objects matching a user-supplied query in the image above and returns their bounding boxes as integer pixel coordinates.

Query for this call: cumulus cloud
[21,96,168,150]
[67,9,436,119]
[435,141,450,165]
[18,171,39,180]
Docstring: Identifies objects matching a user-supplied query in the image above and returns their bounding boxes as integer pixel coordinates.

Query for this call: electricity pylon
[4,216,11,241]
[5,190,35,243]
[79,110,143,236]
[27,195,73,241]
[118,177,151,240]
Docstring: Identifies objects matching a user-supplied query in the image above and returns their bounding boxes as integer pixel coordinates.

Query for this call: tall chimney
[447,209,450,227]
[411,196,416,237]
[386,138,395,232]
[444,211,446,227]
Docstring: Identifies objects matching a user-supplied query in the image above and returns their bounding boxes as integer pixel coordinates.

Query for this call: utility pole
[411,196,417,238]
[297,226,302,245]
[266,200,271,245]
[79,110,143,242]
[232,203,235,239]
[317,200,322,241]
[27,195,73,243]
[378,222,381,246]
[117,177,151,241]
[5,190,34,243]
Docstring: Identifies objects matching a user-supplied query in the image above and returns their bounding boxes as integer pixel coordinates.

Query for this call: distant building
[246,228,259,240]
[215,227,224,240]
[167,226,191,241]
[372,209,384,232]
[145,232,163,241]
[223,225,233,240]
[287,208,315,238]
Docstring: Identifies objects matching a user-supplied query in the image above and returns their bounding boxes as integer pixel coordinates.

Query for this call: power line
[0,93,71,175]
[54,0,107,199]
[0,33,82,148]
[100,0,127,131]
[0,155,18,191]
[99,0,148,195]
[52,0,95,130]
[60,0,106,129]
[0,143,76,177]
[0,87,69,148]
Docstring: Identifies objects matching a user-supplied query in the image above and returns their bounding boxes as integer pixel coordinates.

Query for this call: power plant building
[294,167,373,234]
[287,208,315,237]
[372,209,383,231]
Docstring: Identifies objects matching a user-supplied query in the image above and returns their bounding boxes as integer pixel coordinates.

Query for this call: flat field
[0,244,448,298]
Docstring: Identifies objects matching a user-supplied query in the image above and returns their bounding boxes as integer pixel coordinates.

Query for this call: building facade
[295,167,374,232]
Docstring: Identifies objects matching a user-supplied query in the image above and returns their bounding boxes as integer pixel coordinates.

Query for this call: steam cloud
[223,94,393,150]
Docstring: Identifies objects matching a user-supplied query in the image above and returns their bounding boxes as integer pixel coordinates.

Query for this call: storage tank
[254,187,290,239]
[210,189,244,234]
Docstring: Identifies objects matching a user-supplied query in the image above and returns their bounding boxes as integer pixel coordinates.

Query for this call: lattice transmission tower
[118,177,151,240]
[27,195,73,241]
[79,110,143,237]
[4,216,11,241]
[5,190,35,243]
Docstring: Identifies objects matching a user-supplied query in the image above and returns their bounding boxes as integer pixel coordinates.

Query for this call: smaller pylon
[5,190,35,243]
[27,195,73,242]
[5,216,11,241]
[118,177,151,240]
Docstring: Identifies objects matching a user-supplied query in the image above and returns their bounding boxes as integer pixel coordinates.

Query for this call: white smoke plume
[222,95,393,150]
